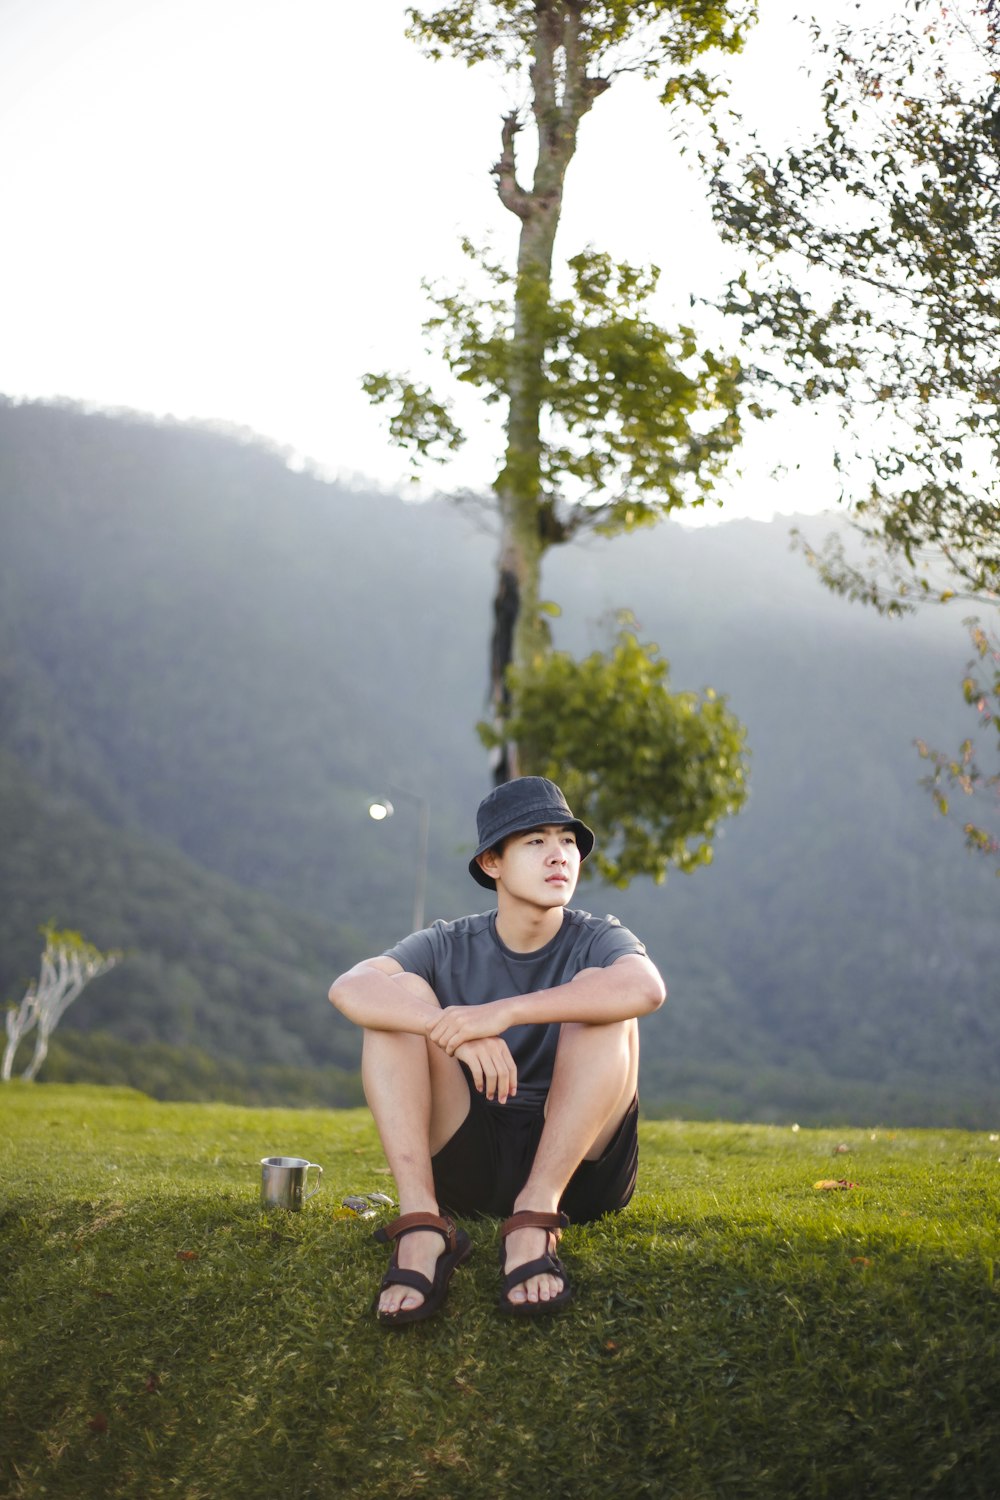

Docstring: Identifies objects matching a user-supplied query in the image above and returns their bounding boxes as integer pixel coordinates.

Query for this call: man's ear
[477,847,502,884]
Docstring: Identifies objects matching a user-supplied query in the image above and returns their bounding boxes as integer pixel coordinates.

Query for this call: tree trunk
[488,2,607,784]
[22,1026,51,1082]
[3,985,38,1082]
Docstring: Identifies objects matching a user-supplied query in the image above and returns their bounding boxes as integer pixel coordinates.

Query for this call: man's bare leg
[360,974,471,1317]
[502,1018,638,1308]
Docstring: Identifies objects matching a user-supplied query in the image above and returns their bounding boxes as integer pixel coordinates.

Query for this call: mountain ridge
[1,397,995,1125]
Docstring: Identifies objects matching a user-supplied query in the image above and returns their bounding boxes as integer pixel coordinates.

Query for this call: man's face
[479,824,582,908]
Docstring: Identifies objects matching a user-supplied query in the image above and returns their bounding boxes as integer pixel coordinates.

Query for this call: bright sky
[0,0,890,522]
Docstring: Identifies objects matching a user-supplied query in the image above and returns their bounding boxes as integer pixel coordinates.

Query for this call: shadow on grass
[2,1189,998,1500]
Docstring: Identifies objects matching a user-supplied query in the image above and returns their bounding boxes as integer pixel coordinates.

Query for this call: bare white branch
[2,936,120,1082]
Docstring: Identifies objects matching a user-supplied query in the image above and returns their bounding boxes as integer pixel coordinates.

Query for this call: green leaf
[502,625,749,886]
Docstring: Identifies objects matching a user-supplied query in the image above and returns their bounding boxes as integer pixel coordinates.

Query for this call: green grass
[1,1085,998,1500]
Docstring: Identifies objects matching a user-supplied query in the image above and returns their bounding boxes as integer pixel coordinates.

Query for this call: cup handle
[303,1163,323,1200]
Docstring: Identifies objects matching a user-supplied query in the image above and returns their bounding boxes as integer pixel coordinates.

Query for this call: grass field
[1,1083,998,1499]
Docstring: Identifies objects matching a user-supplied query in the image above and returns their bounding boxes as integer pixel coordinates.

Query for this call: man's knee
[554,1017,638,1096]
[557,1016,636,1058]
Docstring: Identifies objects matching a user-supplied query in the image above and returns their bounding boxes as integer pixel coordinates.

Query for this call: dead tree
[2,929,120,1082]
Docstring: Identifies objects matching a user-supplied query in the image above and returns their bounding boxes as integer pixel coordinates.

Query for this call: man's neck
[494,901,565,954]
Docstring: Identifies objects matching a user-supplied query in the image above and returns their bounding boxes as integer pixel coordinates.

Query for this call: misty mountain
[1,397,996,1125]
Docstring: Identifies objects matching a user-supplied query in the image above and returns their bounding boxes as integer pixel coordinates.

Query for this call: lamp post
[368,784,430,932]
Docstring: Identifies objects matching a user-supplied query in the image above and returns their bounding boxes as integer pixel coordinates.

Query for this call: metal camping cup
[260,1156,323,1211]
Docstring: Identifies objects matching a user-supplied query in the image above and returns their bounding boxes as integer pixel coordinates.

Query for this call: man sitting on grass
[328,776,666,1326]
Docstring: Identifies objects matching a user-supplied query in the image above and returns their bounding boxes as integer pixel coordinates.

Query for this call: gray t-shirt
[384,908,647,1110]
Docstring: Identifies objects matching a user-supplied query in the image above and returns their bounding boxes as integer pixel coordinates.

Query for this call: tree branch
[492,112,532,219]
[563,2,610,119]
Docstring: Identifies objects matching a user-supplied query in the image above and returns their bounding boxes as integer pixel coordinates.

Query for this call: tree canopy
[707,0,1000,873]
[708,0,1000,612]
[483,621,748,885]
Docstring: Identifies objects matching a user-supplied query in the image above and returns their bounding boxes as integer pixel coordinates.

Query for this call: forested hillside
[1,398,996,1125]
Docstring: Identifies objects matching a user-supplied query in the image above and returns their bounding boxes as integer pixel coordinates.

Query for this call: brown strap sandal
[372,1212,472,1328]
[497,1209,572,1317]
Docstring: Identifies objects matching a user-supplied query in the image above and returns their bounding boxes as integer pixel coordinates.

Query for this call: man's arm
[328,954,520,1102]
[427,952,665,1055]
[328,956,440,1034]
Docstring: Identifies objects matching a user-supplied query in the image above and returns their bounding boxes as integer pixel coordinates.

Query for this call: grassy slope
[1,1085,997,1500]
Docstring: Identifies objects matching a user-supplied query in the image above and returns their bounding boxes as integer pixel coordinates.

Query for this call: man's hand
[453,1036,517,1105]
[428,1000,511,1055]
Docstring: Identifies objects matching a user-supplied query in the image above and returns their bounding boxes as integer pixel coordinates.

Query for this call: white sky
[0,0,893,522]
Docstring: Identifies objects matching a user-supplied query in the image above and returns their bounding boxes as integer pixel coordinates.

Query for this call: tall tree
[365,1,754,881]
[708,0,1000,613]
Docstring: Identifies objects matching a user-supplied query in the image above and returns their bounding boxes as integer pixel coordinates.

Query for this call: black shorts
[431,1080,639,1224]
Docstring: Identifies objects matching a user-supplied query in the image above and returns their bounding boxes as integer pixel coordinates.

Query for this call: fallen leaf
[813,1179,858,1191]
[143,1374,161,1393]
[88,1413,108,1434]
[850,1256,873,1267]
[175,1250,198,1261]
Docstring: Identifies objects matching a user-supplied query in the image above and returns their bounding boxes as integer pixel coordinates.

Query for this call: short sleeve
[585,916,648,969]
[383,926,438,984]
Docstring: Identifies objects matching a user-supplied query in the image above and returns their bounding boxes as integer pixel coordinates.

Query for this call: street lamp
[368,784,430,932]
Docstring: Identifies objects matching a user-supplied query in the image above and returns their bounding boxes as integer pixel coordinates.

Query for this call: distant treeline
[33,1030,364,1110]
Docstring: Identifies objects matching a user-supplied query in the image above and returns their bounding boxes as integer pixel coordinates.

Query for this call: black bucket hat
[469,776,595,890]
